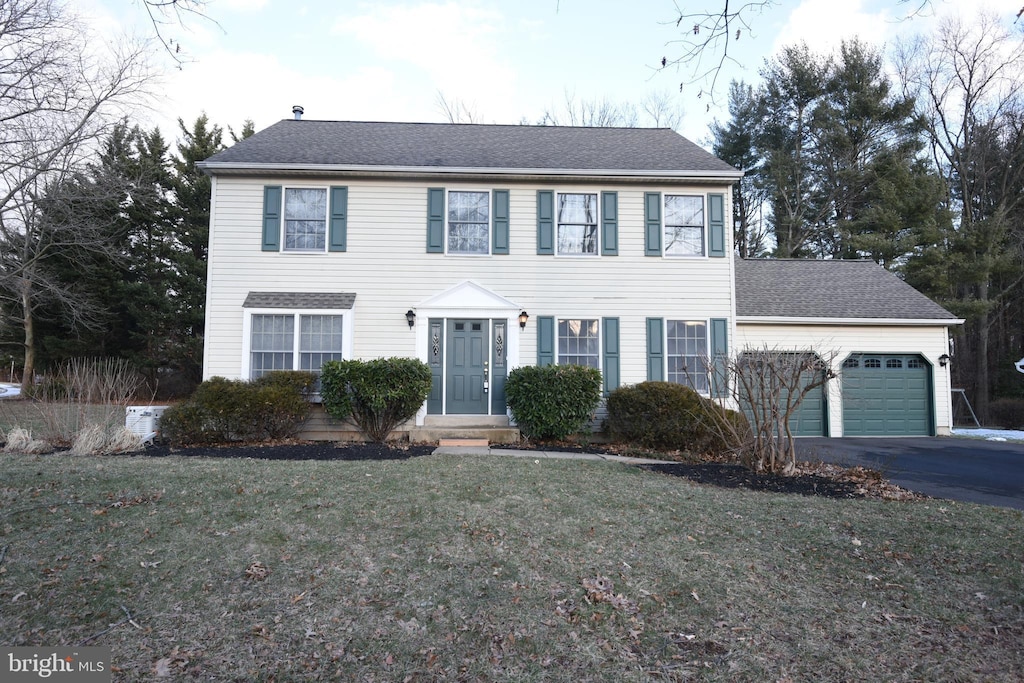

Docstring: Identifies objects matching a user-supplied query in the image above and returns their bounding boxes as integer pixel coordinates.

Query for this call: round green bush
[505,365,603,440]
[320,358,432,442]
[605,381,747,455]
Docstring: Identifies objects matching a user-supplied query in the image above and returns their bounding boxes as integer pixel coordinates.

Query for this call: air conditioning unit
[125,406,170,444]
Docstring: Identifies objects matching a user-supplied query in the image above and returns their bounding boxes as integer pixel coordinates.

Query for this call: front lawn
[1,452,1022,681]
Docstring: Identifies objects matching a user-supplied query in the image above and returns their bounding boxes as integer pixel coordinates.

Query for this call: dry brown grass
[1,452,1022,681]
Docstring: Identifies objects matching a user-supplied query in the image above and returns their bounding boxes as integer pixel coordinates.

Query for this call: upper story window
[664,195,704,257]
[447,190,489,255]
[558,318,600,367]
[557,193,598,256]
[284,188,328,252]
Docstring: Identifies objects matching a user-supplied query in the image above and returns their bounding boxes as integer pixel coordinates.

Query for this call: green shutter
[537,316,555,366]
[646,317,664,381]
[601,191,618,255]
[328,186,348,252]
[602,317,620,394]
[710,318,729,397]
[644,192,661,256]
[262,186,282,251]
[537,190,554,255]
[427,188,445,253]
[708,193,725,257]
[493,189,510,254]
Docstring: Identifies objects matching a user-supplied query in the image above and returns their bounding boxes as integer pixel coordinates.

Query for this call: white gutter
[737,316,965,326]
[196,161,744,180]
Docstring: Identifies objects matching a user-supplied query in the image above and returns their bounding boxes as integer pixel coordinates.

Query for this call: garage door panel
[843,354,931,436]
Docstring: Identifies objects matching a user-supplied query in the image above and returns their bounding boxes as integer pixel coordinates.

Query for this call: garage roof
[198,119,742,177]
[735,259,960,321]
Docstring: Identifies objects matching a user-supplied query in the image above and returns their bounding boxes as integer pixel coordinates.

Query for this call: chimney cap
[292,105,304,120]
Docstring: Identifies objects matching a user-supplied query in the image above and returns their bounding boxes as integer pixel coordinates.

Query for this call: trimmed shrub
[160,373,316,445]
[605,381,747,456]
[320,358,432,442]
[989,398,1024,430]
[505,365,603,440]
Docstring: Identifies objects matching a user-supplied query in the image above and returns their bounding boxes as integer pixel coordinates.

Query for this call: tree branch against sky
[139,0,220,66]
[658,0,944,104]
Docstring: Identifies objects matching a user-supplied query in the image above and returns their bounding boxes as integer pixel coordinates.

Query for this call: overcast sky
[83,0,1023,148]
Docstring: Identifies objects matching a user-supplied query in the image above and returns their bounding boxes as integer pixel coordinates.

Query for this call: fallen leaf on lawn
[12,591,26,602]
[153,658,172,677]
[140,561,161,568]
[245,561,270,580]
[691,590,700,601]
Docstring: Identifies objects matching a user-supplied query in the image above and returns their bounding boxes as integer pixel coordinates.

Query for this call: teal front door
[446,319,488,414]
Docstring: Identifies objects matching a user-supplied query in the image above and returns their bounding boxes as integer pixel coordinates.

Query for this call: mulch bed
[136,441,437,461]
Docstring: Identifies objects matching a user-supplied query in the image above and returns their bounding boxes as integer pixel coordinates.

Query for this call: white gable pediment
[417,280,520,311]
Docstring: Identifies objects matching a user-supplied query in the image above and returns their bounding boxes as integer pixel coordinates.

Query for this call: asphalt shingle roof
[242,292,356,309]
[201,119,740,174]
[735,259,959,321]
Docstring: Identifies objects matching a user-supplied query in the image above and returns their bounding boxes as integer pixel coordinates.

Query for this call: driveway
[795,437,1024,510]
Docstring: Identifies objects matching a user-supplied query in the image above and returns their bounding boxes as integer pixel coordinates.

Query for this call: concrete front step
[412,426,520,444]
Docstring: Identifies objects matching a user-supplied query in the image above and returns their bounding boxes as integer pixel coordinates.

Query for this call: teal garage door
[842,354,931,436]
[739,353,827,437]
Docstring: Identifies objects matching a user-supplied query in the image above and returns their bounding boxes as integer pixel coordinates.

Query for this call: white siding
[205,178,736,390]
[737,323,954,436]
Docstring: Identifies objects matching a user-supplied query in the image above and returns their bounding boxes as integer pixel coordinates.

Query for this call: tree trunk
[21,288,34,393]
[976,280,990,423]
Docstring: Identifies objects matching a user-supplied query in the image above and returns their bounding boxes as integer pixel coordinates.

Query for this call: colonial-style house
[198,111,961,440]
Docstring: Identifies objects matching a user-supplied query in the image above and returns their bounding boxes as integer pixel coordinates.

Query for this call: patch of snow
[0,383,20,398]
[952,428,1024,443]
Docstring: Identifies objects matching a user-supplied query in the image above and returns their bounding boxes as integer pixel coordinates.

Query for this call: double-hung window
[664,195,704,256]
[447,190,489,254]
[284,188,328,252]
[557,318,600,368]
[250,313,345,380]
[557,193,598,255]
[666,320,708,393]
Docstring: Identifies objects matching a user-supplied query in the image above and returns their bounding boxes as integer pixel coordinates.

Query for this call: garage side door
[842,354,931,436]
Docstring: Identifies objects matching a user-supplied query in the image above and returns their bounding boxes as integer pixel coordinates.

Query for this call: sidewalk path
[432,445,666,465]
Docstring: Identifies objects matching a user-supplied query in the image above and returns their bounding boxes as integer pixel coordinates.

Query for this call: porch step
[438,438,490,447]
[422,415,510,427]
[413,426,520,445]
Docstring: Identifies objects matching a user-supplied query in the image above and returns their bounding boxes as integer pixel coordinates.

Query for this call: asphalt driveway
[796,437,1024,510]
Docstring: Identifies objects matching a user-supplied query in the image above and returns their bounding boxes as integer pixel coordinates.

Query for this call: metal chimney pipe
[292,105,304,120]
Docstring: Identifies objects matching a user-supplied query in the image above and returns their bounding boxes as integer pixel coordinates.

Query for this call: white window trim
[555,316,602,369]
[241,308,355,380]
[445,188,492,257]
[663,193,708,259]
[665,317,710,396]
[555,191,601,258]
[281,185,329,254]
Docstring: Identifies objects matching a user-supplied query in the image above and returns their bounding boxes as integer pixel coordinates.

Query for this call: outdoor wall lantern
[938,354,950,367]
[518,311,529,329]
[406,310,416,328]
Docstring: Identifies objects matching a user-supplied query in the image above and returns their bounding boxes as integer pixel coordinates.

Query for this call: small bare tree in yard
[707,347,838,475]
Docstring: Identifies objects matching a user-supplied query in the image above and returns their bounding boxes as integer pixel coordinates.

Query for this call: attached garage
[842,354,931,436]
[734,259,963,437]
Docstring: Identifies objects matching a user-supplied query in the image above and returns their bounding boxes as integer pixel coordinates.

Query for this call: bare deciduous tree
[895,13,1024,421]
[705,347,838,475]
[436,91,485,124]
[537,89,684,129]
[0,0,153,390]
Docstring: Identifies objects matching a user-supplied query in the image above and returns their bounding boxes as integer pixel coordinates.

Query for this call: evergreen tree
[711,81,769,258]
[168,115,226,385]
